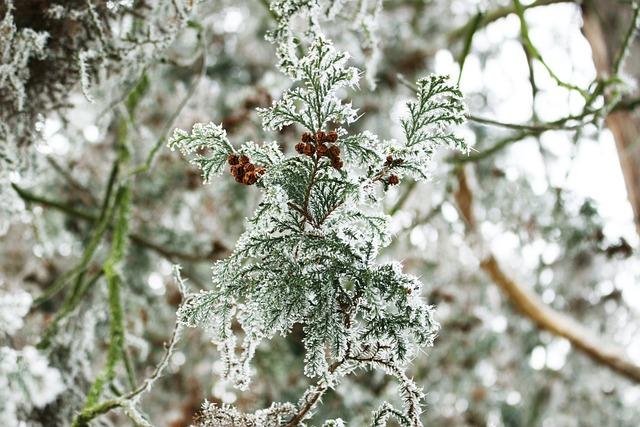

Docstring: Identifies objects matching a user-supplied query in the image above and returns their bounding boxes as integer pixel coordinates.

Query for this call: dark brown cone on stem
[230,165,244,178]
[317,143,329,157]
[303,143,316,156]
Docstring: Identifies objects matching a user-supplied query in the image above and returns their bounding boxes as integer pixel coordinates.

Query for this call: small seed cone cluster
[295,131,343,170]
[385,155,401,185]
[228,154,265,185]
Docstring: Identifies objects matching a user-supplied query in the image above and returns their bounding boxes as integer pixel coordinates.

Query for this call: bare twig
[480,255,640,383]
[129,29,207,177]
[448,0,574,44]
[70,267,187,427]
[467,114,587,132]
[12,184,226,263]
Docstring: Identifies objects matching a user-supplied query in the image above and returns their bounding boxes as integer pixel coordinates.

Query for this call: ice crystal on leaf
[258,36,360,132]
[171,34,466,426]
[168,122,235,183]
[395,75,467,180]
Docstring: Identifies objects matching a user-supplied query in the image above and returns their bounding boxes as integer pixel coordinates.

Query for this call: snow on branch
[170,32,466,426]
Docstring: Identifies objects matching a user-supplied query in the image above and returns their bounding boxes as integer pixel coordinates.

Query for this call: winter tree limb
[454,166,640,384]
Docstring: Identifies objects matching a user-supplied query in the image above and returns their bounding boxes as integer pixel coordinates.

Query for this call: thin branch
[129,29,207,177]
[512,0,588,98]
[46,156,98,205]
[284,359,346,427]
[37,270,103,349]
[611,2,640,76]
[82,186,132,407]
[467,114,586,132]
[71,283,185,427]
[448,0,574,44]
[397,75,591,133]
[388,181,417,216]
[12,184,95,222]
[480,255,640,383]
[457,10,483,85]
[12,185,224,263]
[450,132,529,163]
[23,179,119,306]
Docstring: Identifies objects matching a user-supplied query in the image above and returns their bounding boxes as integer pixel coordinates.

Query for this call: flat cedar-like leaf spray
[169,35,466,426]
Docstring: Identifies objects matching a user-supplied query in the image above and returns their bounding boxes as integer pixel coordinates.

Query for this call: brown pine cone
[317,143,328,156]
[326,131,338,142]
[328,145,340,158]
[303,143,316,156]
[239,155,250,164]
[243,172,257,185]
[295,142,305,154]
[244,163,255,172]
[230,165,244,178]
[255,167,266,176]
[332,158,343,170]
[388,175,399,185]
[315,131,326,142]
[227,154,240,165]
[385,155,393,165]
[301,132,312,143]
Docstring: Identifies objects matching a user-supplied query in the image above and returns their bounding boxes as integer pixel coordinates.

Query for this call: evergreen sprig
[395,74,467,180]
[169,35,466,426]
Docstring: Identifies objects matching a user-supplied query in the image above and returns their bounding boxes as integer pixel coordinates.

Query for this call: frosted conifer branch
[171,30,465,426]
[193,401,297,427]
[79,50,98,104]
[168,122,235,182]
[394,74,468,180]
[370,402,411,427]
[258,36,360,132]
[0,1,48,112]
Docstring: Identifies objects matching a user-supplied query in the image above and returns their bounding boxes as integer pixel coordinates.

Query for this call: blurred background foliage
[1,0,640,426]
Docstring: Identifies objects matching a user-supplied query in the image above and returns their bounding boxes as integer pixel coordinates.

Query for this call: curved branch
[454,167,640,384]
[284,359,346,427]
[479,255,640,382]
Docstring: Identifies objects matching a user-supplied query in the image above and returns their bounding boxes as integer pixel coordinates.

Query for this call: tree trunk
[581,0,640,237]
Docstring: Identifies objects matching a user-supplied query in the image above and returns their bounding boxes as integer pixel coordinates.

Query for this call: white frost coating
[0,1,48,112]
[79,49,98,104]
[0,346,65,425]
[258,36,360,132]
[171,31,465,427]
[0,289,32,336]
